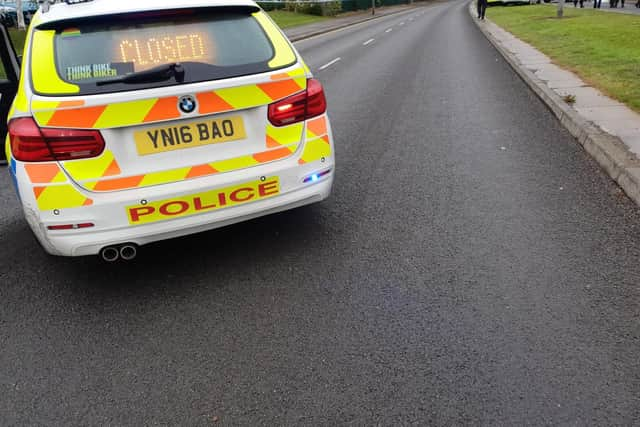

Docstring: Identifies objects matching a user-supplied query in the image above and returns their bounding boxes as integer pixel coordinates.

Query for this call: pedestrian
[593,0,601,8]
[477,0,487,19]
[573,0,584,7]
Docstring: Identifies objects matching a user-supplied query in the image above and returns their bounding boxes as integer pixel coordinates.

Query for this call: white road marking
[385,28,393,33]
[318,57,341,71]
[363,38,375,46]
[399,22,405,26]
[292,9,420,45]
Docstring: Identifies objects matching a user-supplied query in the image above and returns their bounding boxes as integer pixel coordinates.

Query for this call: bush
[257,1,286,11]
[282,1,342,16]
[321,1,343,16]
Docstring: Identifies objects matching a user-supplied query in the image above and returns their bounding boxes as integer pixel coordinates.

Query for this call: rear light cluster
[9,117,105,162]
[268,78,327,127]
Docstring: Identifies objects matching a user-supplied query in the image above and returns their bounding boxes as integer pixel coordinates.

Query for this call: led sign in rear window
[118,31,212,70]
[45,11,286,95]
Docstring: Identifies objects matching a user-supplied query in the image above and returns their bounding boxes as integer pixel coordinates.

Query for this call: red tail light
[9,117,105,162]
[268,78,327,127]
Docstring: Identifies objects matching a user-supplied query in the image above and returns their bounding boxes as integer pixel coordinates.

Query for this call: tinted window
[39,11,287,95]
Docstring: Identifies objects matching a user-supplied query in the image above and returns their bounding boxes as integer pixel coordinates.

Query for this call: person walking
[593,0,601,8]
[573,0,584,7]
[477,0,487,19]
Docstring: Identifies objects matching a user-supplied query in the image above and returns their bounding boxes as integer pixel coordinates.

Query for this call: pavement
[472,3,640,206]
[2,1,640,425]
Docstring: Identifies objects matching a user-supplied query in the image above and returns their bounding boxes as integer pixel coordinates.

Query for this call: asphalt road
[2,1,640,425]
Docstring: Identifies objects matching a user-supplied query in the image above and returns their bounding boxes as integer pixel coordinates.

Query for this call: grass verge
[488,5,640,113]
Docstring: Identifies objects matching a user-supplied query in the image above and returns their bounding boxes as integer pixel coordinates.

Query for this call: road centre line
[363,38,375,46]
[399,22,405,25]
[385,28,393,33]
[318,57,341,71]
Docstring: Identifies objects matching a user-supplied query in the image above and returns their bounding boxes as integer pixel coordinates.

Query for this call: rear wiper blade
[96,62,185,86]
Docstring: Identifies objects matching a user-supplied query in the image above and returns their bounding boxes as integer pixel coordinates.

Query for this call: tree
[16,0,26,30]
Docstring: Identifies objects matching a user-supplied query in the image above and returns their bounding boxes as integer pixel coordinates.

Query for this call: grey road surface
[2,1,639,425]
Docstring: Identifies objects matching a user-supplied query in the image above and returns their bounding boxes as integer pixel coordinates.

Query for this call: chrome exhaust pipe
[100,246,120,262]
[119,244,138,261]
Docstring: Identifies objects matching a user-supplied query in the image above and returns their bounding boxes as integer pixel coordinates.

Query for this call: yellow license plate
[126,177,280,225]
[134,116,247,156]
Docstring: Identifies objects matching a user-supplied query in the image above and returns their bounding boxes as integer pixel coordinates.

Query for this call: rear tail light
[268,78,327,127]
[9,117,105,162]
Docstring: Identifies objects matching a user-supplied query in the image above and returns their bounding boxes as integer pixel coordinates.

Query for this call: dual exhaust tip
[99,243,138,262]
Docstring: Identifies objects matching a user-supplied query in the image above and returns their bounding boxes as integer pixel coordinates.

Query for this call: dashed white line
[385,28,393,33]
[318,57,341,71]
[363,38,375,46]
[399,21,405,26]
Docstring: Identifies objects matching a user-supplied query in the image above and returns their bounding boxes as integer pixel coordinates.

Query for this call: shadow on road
[4,203,330,297]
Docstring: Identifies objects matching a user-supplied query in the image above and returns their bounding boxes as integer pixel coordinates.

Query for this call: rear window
[32,9,295,95]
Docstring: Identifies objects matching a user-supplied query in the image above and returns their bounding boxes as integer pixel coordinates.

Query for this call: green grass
[489,5,640,112]
[268,10,331,28]
[9,28,26,56]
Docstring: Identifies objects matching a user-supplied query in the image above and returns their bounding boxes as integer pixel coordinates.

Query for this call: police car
[0,0,334,260]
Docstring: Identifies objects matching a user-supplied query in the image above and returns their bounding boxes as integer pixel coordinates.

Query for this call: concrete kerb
[286,5,418,42]
[469,2,640,206]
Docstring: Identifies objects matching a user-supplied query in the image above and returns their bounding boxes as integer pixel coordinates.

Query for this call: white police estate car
[0,0,334,260]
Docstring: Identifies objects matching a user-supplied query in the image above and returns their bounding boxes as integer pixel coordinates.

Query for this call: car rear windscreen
[37,10,290,95]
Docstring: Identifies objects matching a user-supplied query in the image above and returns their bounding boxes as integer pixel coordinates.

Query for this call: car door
[0,23,20,164]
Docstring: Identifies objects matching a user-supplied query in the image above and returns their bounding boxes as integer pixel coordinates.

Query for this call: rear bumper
[23,156,333,257]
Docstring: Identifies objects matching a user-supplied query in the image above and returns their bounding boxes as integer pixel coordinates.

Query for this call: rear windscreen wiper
[96,62,185,86]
